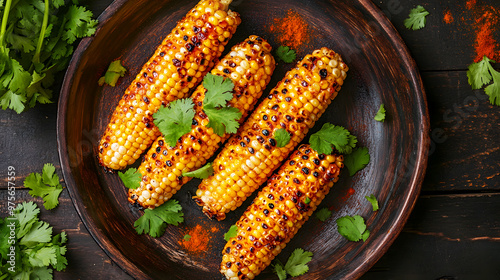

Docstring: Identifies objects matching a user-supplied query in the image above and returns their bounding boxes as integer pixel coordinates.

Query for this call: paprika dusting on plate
[269,9,311,51]
[443,10,453,24]
[180,224,219,254]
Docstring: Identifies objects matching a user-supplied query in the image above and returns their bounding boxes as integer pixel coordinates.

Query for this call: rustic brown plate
[57,0,429,279]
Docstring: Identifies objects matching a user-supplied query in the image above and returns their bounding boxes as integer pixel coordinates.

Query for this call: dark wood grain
[57,0,428,279]
[0,0,499,279]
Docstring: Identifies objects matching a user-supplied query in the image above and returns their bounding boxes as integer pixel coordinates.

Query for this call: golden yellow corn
[220,144,344,280]
[128,36,276,208]
[194,47,348,220]
[97,0,240,170]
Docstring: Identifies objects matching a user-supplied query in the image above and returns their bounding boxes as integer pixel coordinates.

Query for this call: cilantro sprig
[336,215,370,242]
[224,225,238,242]
[0,0,98,113]
[309,123,357,155]
[182,163,214,179]
[118,168,141,189]
[344,147,370,176]
[134,200,184,238]
[276,46,297,63]
[98,60,127,87]
[203,73,242,136]
[23,163,63,210]
[153,98,195,147]
[374,104,386,122]
[365,194,379,211]
[0,202,68,278]
[273,248,313,280]
[404,5,429,30]
[467,56,500,106]
[315,207,332,222]
[274,128,291,147]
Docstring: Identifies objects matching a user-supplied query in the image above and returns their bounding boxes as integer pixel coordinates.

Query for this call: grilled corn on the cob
[221,144,344,280]
[194,47,348,220]
[97,0,241,170]
[128,36,276,208]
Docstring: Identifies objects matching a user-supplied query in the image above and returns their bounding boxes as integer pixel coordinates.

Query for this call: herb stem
[0,0,13,50]
[33,0,50,64]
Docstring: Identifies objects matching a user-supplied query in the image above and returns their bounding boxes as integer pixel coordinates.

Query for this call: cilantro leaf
[274,128,291,147]
[202,73,242,136]
[0,1,97,113]
[203,73,234,108]
[224,225,238,241]
[276,46,297,63]
[28,247,57,267]
[134,200,184,238]
[204,106,242,136]
[183,234,191,241]
[153,98,195,147]
[309,123,357,155]
[374,104,386,122]
[182,163,214,179]
[485,63,500,106]
[20,220,52,247]
[344,147,370,176]
[24,164,64,210]
[404,5,429,30]
[118,168,141,189]
[336,215,370,242]
[315,207,332,222]
[467,56,494,89]
[284,248,313,277]
[98,60,127,87]
[365,194,379,211]
[14,202,40,239]
[273,260,287,280]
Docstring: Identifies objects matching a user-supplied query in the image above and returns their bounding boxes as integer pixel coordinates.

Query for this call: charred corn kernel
[194,47,348,221]
[97,0,241,170]
[128,36,276,208]
[220,145,343,280]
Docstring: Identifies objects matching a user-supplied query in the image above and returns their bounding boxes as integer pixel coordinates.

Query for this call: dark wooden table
[1,0,499,279]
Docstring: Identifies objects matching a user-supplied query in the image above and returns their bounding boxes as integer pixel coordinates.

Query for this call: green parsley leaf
[202,73,242,136]
[374,104,386,122]
[336,215,370,242]
[309,123,357,155]
[24,163,64,210]
[276,46,297,63]
[273,260,287,280]
[467,56,494,89]
[404,5,429,30]
[365,194,379,211]
[20,220,52,246]
[134,200,184,238]
[183,234,191,241]
[274,128,291,147]
[343,147,370,176]
[204,106,242,136]
[153,98,195,147]
[118,168,141,189]
[182,163,214,179]
[98,60,127,87]
[315,207,332,222]
[224,225,238,241]
[284,248,313,277]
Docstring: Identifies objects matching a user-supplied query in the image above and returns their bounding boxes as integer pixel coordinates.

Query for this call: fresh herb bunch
[0,0,98,113]
[0,202,68,279]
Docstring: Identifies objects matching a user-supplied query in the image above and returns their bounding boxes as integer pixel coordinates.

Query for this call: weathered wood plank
[376,0,500,71]
[362,193,500,280]
[422,71,500,192]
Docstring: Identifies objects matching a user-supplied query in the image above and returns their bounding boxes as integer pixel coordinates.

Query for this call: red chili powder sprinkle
[269,9,311,50]
[466,0,476,10]
[443,10,454,24]
[473,8,500,62]
[180,224,218,254]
